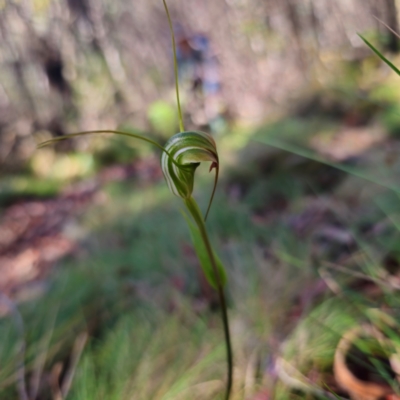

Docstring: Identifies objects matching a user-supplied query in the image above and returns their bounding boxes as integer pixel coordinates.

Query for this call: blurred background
[2,0,400,399]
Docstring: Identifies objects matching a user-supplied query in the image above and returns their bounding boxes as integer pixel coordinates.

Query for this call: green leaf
[358,34,400,76]
[182,212,227,289]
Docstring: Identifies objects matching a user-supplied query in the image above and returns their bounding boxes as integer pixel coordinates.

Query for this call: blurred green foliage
[147,100,178,138]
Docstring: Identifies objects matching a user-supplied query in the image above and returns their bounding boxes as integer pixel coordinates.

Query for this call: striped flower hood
[161,131,219,200]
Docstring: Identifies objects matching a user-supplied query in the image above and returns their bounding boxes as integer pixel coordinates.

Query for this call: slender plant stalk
[162,0,185,132]
[38,2,234,398]
[185,197,233,400]
[161,0,233,396]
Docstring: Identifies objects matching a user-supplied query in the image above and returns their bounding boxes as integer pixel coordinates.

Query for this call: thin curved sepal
[37,130,167,153]
[161,130,219,220]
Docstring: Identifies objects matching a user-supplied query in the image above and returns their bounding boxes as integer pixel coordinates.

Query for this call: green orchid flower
[38,1,233,398]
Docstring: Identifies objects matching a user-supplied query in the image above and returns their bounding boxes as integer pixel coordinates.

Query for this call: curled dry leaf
[334,325,399,400]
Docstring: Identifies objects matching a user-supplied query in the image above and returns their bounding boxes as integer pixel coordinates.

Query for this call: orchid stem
[185,196,233,400]
[162,0,231,396]
[162,0,185,132]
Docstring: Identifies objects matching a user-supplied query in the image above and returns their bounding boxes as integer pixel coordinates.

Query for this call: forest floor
[2,64,400,399]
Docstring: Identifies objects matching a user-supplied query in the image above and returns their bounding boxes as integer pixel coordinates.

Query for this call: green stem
[184,196,233,400]
[162,0,185,132]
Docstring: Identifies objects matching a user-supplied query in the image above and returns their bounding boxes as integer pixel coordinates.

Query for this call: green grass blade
[358,34,400,76]
[253,133,400,194]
